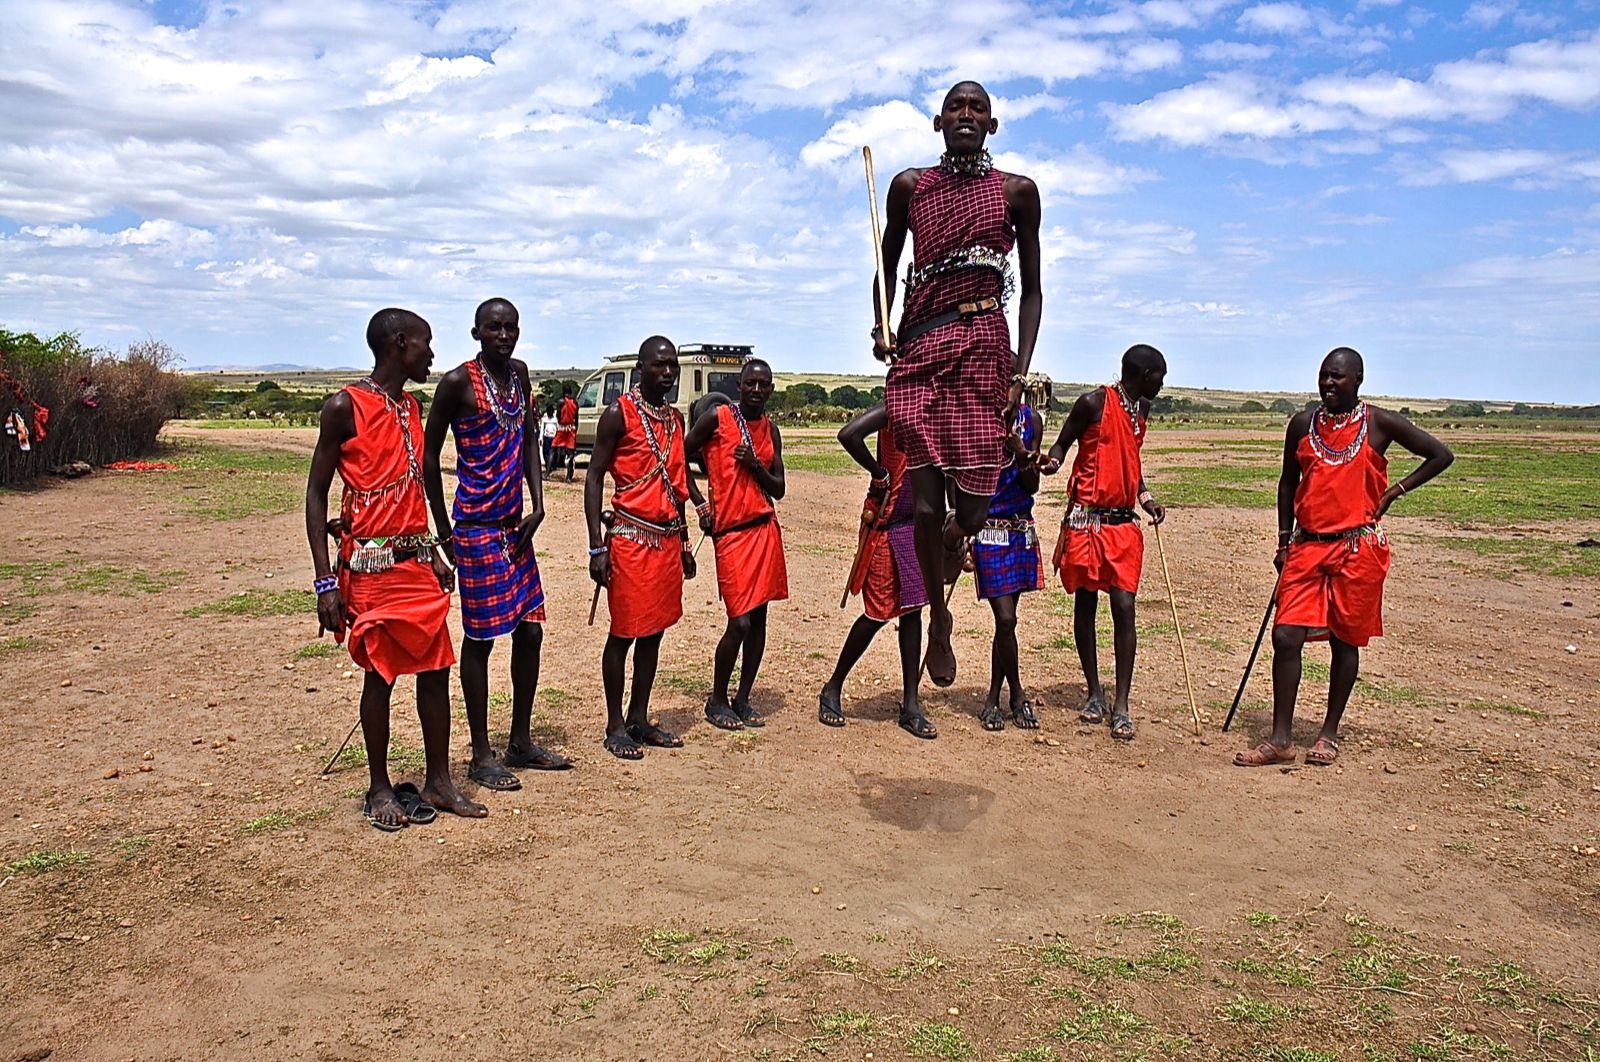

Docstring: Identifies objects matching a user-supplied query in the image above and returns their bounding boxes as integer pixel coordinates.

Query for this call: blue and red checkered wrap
[972,400,1043,600]
[454,522,545,640]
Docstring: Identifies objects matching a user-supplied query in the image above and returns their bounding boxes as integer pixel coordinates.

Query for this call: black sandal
[467,761,523,792]
[1079,693,1108,725]
[978,703,1006,732]
[1011,700,1039,729]
[817,688,846,728]
[603,733,644,760]
[628,721,683,748]
[733,697,766,728]
[1110,707,1135,741]
[899,708,938,740]
[704,698,744,731]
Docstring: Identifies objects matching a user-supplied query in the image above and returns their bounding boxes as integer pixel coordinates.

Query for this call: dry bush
[0,329,185,486]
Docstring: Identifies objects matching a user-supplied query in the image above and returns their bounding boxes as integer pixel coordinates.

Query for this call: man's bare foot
[363,787,408,831]
[420,779,488,817]
[1233,740,1297,767]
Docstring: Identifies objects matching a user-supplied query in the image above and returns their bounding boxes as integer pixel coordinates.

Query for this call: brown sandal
[1233,741,1297,767]
[1305,736,1340,766]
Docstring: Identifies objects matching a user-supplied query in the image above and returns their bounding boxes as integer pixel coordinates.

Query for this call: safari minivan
[573,343,752,454]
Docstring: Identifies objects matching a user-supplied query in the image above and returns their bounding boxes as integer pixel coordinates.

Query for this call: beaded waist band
[347,533,435,573]
[1294,524,1384,552]
[609,507,687,550]
[1066,504,1138,530]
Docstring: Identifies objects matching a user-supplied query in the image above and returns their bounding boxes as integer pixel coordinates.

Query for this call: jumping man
[585,337,696,760]
[819,404,935,739]
[1039,346,1168,742]
[1235,347,1453,768]
[873,80,1043,689]
[684,359,788,731]
[971,380,1047,731]
[306,307,486,829]
[424,298,570,796]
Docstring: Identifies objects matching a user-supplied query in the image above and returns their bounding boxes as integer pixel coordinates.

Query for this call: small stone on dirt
[102,768,119,779]
[138,764,153,773]
[60,679,73,688]
[1384,764,1399,774]
[811,885,821,894]
[142,751,154,761]
[119,918,135,929]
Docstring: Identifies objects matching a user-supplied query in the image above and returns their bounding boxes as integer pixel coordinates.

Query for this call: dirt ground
[1,424,1596,1061]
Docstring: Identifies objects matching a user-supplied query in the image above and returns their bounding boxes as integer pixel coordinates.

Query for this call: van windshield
[577,379,602,409]
[707,371,739,399]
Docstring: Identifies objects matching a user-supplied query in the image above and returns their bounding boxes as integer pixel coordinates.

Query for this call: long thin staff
[1152,523,1202,737]
[321,717,362,775]
[863,146,893,360]
[1222,573,1281,733]
[587,582,602,626]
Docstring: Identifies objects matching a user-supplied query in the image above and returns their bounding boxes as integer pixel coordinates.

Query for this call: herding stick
[321,717,362,776]
[863,147,893,361]
[1152,522,1202,737]
[587,582,602,627]
[1222,574,1281,733]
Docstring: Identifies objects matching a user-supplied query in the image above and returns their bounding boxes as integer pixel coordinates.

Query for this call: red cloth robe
[607,391,690,638]
[704,404,788,618]
[553,395,578,450]
[1056,386,1146,595]
[850,422,928,622]
[1275,407,1391,647]
[335,385,454,682]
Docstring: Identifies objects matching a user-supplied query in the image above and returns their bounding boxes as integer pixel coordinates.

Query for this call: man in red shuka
[305,307,487,830]
[872,80,1043,691]
[1039,345,1168,742]
[551,384,579,481]
[1235,347,1453,768]
[685,359,788,731]
[585,337,697,761]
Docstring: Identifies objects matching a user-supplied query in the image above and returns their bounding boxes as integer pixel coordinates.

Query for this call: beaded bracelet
[313,575,338,595]
[588,545,608,556]
[696,502,713,519]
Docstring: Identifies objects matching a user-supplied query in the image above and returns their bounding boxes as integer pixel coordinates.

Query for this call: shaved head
[1122,343,1167,376]
[943,80,990,108]
[366,307,419,355]
[474,297,517,326]
[1324,346,1364,380]
[639,335,675,365]
[741,357,772,380]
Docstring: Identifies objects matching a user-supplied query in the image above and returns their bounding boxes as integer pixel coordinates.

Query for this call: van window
[577,378,602,409]
[602,371,626,406]
[694,370,703,393]
[708,371,739,399]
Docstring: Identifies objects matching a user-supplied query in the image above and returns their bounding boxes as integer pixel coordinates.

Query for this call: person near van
[553,385,579,480]
[870,80,1044,692]
[540,404,557,470]
[585,336,697,760]
[423,298,570,795]
[683,359,788,731]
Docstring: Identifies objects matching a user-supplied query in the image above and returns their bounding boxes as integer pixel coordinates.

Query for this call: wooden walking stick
[1222,574,1281,733]
[1152,522,1202,737]
[588,509,614,627]
[864,146,893,361]
[321,717,362,775]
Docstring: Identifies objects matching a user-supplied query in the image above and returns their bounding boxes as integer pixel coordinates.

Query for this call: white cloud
[1237,3,1315,36]
[1197,40,1278,62]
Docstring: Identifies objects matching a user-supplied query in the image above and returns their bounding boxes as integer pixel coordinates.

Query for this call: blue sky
[0,0,1596,401]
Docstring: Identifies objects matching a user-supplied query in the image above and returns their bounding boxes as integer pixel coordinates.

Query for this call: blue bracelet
[588,546,608,556]
[313,575,338,594]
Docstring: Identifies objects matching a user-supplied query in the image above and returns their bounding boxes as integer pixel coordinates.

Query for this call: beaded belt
[1295,524,1384,553]
[978,515,1037,547]
[348,532,435,573]
[609,508,686,550]
[1066,504,1138,531]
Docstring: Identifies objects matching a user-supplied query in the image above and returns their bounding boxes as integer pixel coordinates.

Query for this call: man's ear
[989,118,999,135]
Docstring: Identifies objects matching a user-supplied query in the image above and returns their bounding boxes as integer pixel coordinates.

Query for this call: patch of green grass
[1392,443,1600,525]
[1339,951,1413,991]
[814,1009,878,1038]
[1221,957,1316,988]
[642,928,697,962]
[657,670,706,695]
[1243,911,1281,928]
[1001,1048,1057,1062]
[169,439,307,475]
[540,686,571,710]
[1464,700,1545,719]
[331,740,424,773]
[1039,942,1140,980]
[0,635,44,653]
[60,564,185,596]
[0,600,39,621]
[1055,1001,1147,1044]
[886,950,949,981]
[686,940,727,965]
[906,1022,972,1061]
[821,952,861,972]
[5,848,91,874]
[1142,944,1201,974]
[782,450,859,475]
[1429,534,1600,579]
[118,836,154,857]
[1105,911,1188,935]
[1256,1049,1337,1062]
[185,588,316,618]
[1157,462,1278,509]
[239,809,326,835]
[1219,996,1294,1025]
[293,642,336,659]
[1403,1025,1515,1061]
[1476,960,1537,997]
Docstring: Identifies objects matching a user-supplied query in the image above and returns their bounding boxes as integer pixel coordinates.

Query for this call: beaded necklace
[939,149,993,177]
[1111,381,1144,438]
[476,356,524,432]
[730,401,773,503]
[1308,402,1368,466]
[631,386,679,505]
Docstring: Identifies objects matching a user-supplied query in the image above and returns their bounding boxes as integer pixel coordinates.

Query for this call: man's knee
[513,621,543,649]
[1109,590,1136,626]
[1272,625,1306,653]
[727,613,753,639]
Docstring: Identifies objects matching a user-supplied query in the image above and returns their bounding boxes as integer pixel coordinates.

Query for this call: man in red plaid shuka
[874,80,1042,698]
